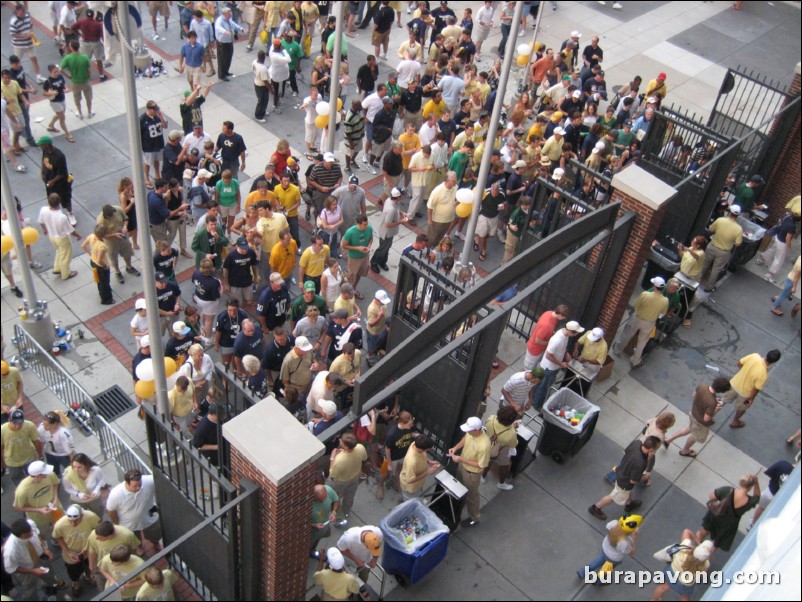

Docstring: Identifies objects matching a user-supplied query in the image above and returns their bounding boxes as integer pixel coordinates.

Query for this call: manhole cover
[93,385,136,422]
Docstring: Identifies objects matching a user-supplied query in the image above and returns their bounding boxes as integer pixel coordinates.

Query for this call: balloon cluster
[1,227,40,254]
[134,356,177,399]
[455,187,474,219]
[313,98,344,129]
[516,43,532,68]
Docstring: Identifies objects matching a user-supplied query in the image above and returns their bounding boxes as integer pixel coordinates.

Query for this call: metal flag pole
[326,1,345,153]
[459,1,524,266]
[118,0,169,416]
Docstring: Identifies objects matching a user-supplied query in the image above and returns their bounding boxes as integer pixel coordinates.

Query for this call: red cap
[658,72,667,80]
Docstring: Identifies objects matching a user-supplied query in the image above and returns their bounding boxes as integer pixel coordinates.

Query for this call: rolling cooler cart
[380,498,451,587]
[537,388,600,464]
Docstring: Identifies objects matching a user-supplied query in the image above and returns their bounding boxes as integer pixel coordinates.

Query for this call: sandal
[771,308,784,316]
[47,126,60,132]
[479,252,486,261]
[66,270,78,279]
[66,135,76,143]
[678,450,697,458]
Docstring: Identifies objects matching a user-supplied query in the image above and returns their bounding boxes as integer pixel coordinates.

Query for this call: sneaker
[36,74,47,83]
[368,164,379,175]
[746,518,754,532]
[256,118,266,123]
[613,1,623,8]
[454,231,465,240]
[497,482,514,491]
[11,286,23,298]
[518,31,524,36]
[29,261,42,269]
[754,257,765,266]
[334,519,348,529]
[588,505,607,520]
[87,112,96,118]
[292,91,298,97]
[380,264,389,272]
[497,230,506,243]
[361,155,369,164]
[98,74,107,81]
[152,32,160,40]
[116,272,125,284]
[14,165,27,172]
[624,499,642,513]
[69,214,77,226]
[125,266,141,276]
[460,518,479,528]
[764,273,776,283]
[246,44,253,51]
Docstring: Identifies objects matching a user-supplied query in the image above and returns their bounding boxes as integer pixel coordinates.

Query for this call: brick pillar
[224,396,325,601]
[597,166,677,340]
[763,62,801,226]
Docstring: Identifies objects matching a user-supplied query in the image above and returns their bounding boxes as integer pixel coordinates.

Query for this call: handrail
[12,324,98,434]
[94,414,152,476]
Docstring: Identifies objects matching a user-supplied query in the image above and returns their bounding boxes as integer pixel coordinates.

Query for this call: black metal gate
[707,65,795,180]
[354,203,633,460]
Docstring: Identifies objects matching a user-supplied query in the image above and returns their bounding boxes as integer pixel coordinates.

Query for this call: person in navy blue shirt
[215,299,249,370]
[178,30,205,87]
[148,178,189,244]
[256,272,290,334]
[232,319,264,377]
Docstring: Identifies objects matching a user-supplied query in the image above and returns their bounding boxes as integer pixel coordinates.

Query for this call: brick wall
[763,66,801,225]
[229,447,317,601]
[597,191,668,340]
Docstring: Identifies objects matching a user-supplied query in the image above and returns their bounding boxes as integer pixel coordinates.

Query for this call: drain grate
[93,385,136,422]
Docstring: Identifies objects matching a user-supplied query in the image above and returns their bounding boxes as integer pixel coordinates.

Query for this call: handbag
[653,543,687,563]
[706,487,734,516]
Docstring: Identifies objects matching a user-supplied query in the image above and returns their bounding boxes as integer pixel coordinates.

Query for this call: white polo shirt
[106,475,159,532]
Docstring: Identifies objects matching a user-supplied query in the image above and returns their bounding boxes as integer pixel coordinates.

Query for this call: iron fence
[12,324,97,434]
[93,414,152,477]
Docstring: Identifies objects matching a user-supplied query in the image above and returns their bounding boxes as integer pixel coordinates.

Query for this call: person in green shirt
[448,142,474,186]
[214,170,241,233]
[60,40,93,118]
[733,175,765,214]
[281,30,304,97]
[502,197,532,265]
[615,122,635,156]
[290,281,329,326]
[341,215,373,299]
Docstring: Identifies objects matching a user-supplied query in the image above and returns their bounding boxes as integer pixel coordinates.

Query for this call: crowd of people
[1,1,800,600]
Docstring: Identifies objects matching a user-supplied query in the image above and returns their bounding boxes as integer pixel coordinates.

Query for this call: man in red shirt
[73,9,106,80]
[524,304,569,370]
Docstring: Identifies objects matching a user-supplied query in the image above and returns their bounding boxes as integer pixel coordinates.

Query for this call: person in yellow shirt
[644,72,668,103]
[256,203,290,282]
[426,171,458,245]
[399,434,440,500]
[85,520,142,590]
[313,548,364,601]
[398,122,421,190]
[329,432,368,528]
[447,416,490,527]
[274,172,303,249]
[168,375,194,438]
[269,229,298,281]
[135,567,177,601]
[53,504,101,598]
[700,205,743,291]
[723,350,781,429]
[98,544,145,601]
[571,327,609,396]
[621,276,670,367]
[244,179,277,210]
[422,91,447,119]
[677,235,708,328]
[81,224,114,305]
[298,235,330,294]
[13,460,63,540]
[482,406,518,491]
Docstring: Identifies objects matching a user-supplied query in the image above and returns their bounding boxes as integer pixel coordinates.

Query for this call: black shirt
[162,143,183,182]
[9,65,31,100]
[41,148,69,192]
[43,75,66,103]
[215,308,248,347]
[140,113,165,152]
[164,335,193,361]
[356,63,378,94]
[155,281,182,313]
[249,174,280,193]
[165,188,184,221]
[223,249,257,288]
[180,97,205,134]
[401,87,423,114]
[372,108,395,144]
[582,44,604,67]
[132,350,150,382]
[373,5,395,33]
[480,189,505,218]
[382,150,403,177]
[256,285,290,330]
[261,335,295,372]
[616,439,648,490]
[192,416,219,465]
[216,132,247,162]
[233,327,264,360]
[385,424,416,461]
[192,271,222,301]
[326,322,363,362]
[153,248,178,279]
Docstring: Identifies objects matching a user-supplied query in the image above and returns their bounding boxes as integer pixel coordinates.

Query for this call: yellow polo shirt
[274,183,302,218]
[299,245,330,278]
[730,353,768,397]
[709,217,743,251]
[269,240,298,279]
[427,183,457,224]
[460,432,490,474]
[634,290,669,322]
[330,445,368,482]
[422,98,446,119]
[245,189,277,210]
[680,248,705,280]
[257,213,289,252]
[398,132,421,169]
[577,332,608,364]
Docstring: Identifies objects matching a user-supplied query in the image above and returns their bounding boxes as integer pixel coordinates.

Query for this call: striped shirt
[502,371,535,406]
[9,13,34,49]
[308,163,343,191]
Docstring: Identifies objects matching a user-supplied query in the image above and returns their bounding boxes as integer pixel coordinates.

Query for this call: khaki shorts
[148,1,171,17]
[383,173,401,197]
[347,255,369,279]
[491,445,512,467]
[142,151,161,166]
[229,285,254,304]
[81,40,103,61]
[688,413,710,443]
[72,81,92,102]
[372,30,390,47]
[372,138,392,159]
[1,251,12,277]
[476,214,499,238]
[12,46,37,61]
[610,481,632,505]
[721,388,750,411]
[218,204,239,218]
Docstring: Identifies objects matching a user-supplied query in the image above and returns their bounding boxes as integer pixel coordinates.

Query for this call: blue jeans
[499,24,511,57]
[772,277,794,310]
[20,101,37,146]
[577,547,620,580]
[287,215,301,249]
[532,367,559,410]
[320,229,341,258]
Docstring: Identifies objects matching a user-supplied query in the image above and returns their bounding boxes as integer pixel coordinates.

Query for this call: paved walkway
[1,2,800,600]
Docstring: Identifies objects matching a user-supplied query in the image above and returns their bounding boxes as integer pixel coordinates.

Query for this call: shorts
[229,285,254,304]
[305,122,316,146]
[688,413,710,443]
[219,345,234,357]
[1,251,12,277]
[475,25,491,43]
[81,40,103,61]
[347,255,369,279]
[142,151,161,166]
[372,138,392,159]
[372,30,390,47]
[72,81,92,101]
[476,214,499,238]
[218,204,238,219]
[383,173,401,197]
[348,2,360,16]
[757,488,774,510]
[50,101,66,114]
[365,121,374,142]
[12,46,36,61]
[194,295,221,317]
[491,445,512,467]
[148,1,171,17]
[720,388,749,411]
[610,481,632,505]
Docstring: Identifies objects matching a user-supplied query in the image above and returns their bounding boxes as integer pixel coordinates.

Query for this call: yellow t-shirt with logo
[329,445,368,482]
[85,526,141,561]
[1,366,22,408]
[168,383,195,418]
[634,290,669,322]
[1,421,40,467]
[53,510,101,554]
[300,245,330,278]
[13,473,62,527]
[313,569,361,600]
[135,569,176,601]
[577,332,609,365]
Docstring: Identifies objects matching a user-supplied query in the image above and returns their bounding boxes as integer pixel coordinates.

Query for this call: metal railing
[12,324,97,434]
[93,414,152,477]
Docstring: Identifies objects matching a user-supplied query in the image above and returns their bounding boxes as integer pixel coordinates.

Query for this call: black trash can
[537,388,600,464]
[729,216,766,271]
[641,242,681,290]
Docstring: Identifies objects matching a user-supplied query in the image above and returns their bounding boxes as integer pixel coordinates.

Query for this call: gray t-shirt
[379,201,400,239]
[293,315,328,344]
[332,185,367,233]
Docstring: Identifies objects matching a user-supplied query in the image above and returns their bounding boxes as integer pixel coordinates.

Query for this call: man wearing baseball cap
[620,277,670,367]
[308,151,343,220]
[53,504,101,597]
[572,327,609,396]
[1,407,42,484]
[279,336,321,413]
[644,72,668,105]
[366,290,392,362]
[371,187,406,273]
[448,417,490,527]
[531,321,585,411]
[313,547,364,600]
[700,205,744,291]
[223,236,259,304]
[337,524,383,583]
[165,321,194,365]
[14,460,63,539]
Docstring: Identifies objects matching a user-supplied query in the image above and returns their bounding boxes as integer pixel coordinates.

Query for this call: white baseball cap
[375,290,391,305]
[460,416,483,432]
[588,327,604,342]
[66,504,84,518]
[296,336,313,351]
[565,320,585,333]
[571,30,582,38]
[140,335,150,348]
[390,187,402,198]
[28,460,54,477]
[173,321,191,335]
[572,90,582,99]
[327,547,345,570]
[551,168,565,180]
[197,169,213,179]
[729,205,741,215]
[318,400,338,417]
[553,127,566,136]
[323,152,335,162]
[135,299,147,310]
[651,276,666,288]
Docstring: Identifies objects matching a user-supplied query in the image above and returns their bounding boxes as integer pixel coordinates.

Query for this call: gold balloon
[135,379,156,399]
[259,30,268,45]
[456,203,472,218]
[1,235,13,254]
[314,114,329,129]
[21,227,40,245]
[516,54,529,68]
[164,357,177,377]
[336,97,343,111]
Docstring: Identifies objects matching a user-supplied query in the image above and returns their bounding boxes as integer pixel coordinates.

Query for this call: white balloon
[135,358,154,381]
[456,188,474,204]
[517,43,532,56]
[316,101,330,116]
[166,372,179,390]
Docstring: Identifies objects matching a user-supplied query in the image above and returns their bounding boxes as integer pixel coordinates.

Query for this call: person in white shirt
[38,192,81,280]
[418,112,439,147]
[438,65,466,115]
[474,1,494,61]
[268,40,291,113]
[106,469,162,549]
[38,411,75,476]
[532,321,585,411]
[300,86,322,153]
[130,299,149,349]
[337,525,383,583]
[395,51,422,90]
[252,50,272,122]
[181,123,213,156]
[3,518,63,600]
